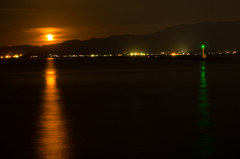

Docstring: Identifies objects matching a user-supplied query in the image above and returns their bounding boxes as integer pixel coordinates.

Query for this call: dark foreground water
[0,57,240,159]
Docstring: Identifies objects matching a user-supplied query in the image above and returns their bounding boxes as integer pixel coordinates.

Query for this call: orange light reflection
[37,58,71,158]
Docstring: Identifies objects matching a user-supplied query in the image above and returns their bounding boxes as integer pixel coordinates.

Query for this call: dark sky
[1,0,240,46]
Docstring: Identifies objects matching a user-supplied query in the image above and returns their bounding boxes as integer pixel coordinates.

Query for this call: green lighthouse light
[202,45,205,49]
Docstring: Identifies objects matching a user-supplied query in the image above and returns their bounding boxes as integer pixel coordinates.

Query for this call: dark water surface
[0,57,240,159]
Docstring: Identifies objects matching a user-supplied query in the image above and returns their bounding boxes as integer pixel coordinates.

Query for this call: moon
[47,34,53,40]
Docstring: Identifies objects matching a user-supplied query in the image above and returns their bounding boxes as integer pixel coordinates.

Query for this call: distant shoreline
[1,54,238,61]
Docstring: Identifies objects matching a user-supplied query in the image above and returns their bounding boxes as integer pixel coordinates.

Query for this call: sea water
[0,57,240,158]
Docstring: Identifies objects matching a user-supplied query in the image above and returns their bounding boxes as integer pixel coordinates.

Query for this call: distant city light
[13,55,19,58]
[129,52,146,56]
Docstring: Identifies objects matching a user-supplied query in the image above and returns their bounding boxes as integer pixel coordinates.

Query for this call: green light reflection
[199,61,210,128]
[196,61,214,158]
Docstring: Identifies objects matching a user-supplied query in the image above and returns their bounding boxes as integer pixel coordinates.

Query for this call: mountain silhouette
[0,21,240,57]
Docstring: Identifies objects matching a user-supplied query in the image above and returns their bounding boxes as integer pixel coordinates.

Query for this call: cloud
[24,27,69,45]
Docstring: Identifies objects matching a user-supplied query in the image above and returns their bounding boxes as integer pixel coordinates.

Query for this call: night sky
[1,0,240,46]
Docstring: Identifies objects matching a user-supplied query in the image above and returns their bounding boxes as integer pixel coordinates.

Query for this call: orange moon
[47,34,53,40]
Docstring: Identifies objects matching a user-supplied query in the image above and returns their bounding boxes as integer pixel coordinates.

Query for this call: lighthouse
[202,45,206,58]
